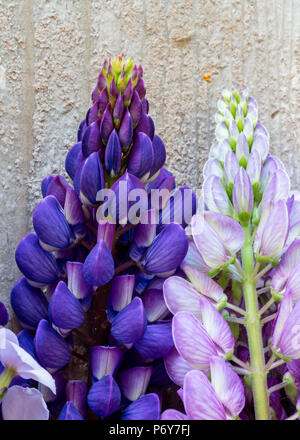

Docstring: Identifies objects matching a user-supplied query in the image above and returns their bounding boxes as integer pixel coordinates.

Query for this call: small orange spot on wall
[203,74,212,83]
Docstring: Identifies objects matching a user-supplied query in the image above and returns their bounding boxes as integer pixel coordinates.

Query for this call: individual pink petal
[172,311,217,369]
[210,356,245,418]
[199,296,234,358]
[279,298,300,359]
[182,241,211,274]
[191,214,229,269]
[285,262,300,302]
[271,239,300,293]
[259,200,289,259]
[181,263,224,303]
[163,276,202,318]
[164,347,193,387]
[204,211,244,255]
[183,370,226,420]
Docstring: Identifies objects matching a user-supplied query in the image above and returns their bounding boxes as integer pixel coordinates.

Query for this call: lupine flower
[0,302,9,327]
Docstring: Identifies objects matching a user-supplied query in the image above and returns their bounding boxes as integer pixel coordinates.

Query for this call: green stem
[242,225,270,420]
[0,368,16,401]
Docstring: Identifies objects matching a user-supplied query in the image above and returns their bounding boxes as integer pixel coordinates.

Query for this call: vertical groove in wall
[23,0,35,229]
[82,0,91,105]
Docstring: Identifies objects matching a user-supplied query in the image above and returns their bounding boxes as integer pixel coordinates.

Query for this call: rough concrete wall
[0,0,299,310]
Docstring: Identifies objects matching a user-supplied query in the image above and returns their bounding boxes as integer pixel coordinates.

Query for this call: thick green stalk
[242,225,270,420]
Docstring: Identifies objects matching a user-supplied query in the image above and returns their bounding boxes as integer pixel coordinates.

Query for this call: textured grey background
[0,0,299,312]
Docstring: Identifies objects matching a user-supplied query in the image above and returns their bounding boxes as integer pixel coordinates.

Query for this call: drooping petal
[110,297,147,345]
[172,311,218,369]
[141,223,188,275]
[2,386,49,420]
[45,175,70,207]
[15,233,61,286]
[82,240,114,287]
[180,264,224,303]
[191,214,229,269]
[210,356,245,418]
[121,393,160,420]
[48,281,85,330]
[134,322,173,359]
[164,347,193,387]
[90,346,124,381]
[199,296,235,358]
[163,276,202,318]
[11,277,49,329]
[204,211,245,255]
[118,366,152,401]
[87,375,121,417]
[34,319,70,370]
[183,370,226,420]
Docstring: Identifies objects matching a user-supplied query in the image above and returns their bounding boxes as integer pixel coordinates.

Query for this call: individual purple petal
[86,98,99,126]
[271,239,300,293]
[163,276,202,318]
[119,108,133,148]
[183,370,226,420]
[17,330,36,360]
[34,319,71,369]
[191,215,229,269]
[204,211,245,255]
[146,168,175,200]
[236,133,249,166]
[66,262,92,300]
[65,380,87,418]
[57,401,84,420]
[111,297,147,345]
[160,409,188,420]
[65,142,82,180]
[278,297,300,359]
[77,119,86,141]
[87,374,121,417]
[261,169,290,208]
[105,129,122,176]
[284,262,300,302]
[82,120,102,157]
[98,86,109,117]
[141,223,188,275]
[41,175,54,198]
[123,78,133,106]
[45,175,70,208]
[2,386,49,420]
[97,222,115,251]
[108,275,135,312]
[82,240,114,287]
[271,290,293,351]
[80,151,105,206]
[128,132,154,180]
[200,296,234,358]
[224,151,239,186]
[180,265,224,303]
[33,195,72,251]
[48,281,85,330]
[142,287,169,322]
[113,92,124,126]
[121,393,160,420]
[257,200,289,259]
[210,356,245,418]
[134,322,173,359]
[164,347,193,387]
[11,277,48,329]
[203,175,233,216]
[172,311,217,369]
[109,77,118,106]
[90,346,124,381]
[0,301,9,326]
[96,70,106,92]
[129,90,142,127]
[251,134,269,161]
[15,233,60,286]
[149,135,166,177]
[100,103,113,143]
[135,77,146,101]
[232,167,253,223]
[118,366,152,401]
[246,150,262,189]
